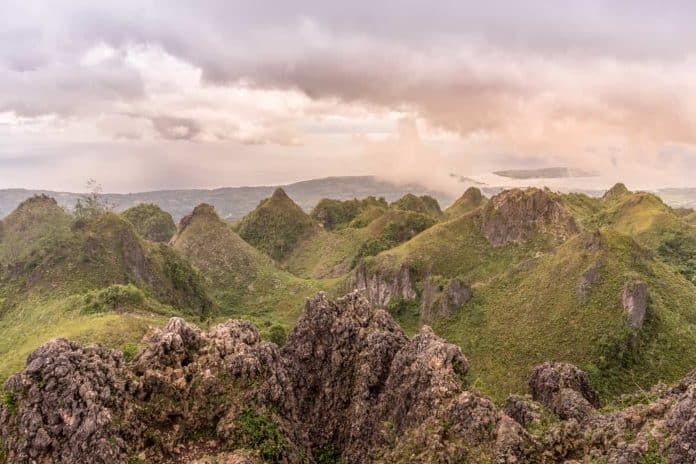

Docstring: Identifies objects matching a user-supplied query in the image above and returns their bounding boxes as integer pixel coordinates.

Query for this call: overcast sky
[1,1,696,192]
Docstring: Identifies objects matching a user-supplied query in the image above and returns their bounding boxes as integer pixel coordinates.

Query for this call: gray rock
[478,188,578,247]
[353,261,417,307]
[421,276,472,322]
[622,281,648,329]
[529,362,600,420]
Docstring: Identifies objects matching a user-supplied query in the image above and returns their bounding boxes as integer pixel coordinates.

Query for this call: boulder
[529,362,600,420]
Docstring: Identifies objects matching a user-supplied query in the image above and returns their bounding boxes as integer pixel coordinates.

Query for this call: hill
[351,187,696,400]
[171,203,322,327]
[0,197,212,380]
[283,198,438,279]
[121,203,176,242]
[445,186,487,217]
[0,176,457,221]
[237,188,318,261]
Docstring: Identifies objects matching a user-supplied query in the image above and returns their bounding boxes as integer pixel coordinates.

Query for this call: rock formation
[1,292,695,463]
[529,362,600,420]
[421,276,472,322]
[478,188,578,247]
[622,281,649,329]
[353,261,417,308]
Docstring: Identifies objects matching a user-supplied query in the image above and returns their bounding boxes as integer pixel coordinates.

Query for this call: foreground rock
[1,292,695,463]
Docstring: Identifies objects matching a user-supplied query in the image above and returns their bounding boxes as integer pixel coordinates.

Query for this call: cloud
[2,1,696,190]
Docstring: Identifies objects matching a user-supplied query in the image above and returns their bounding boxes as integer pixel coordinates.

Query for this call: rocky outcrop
[2,293,695,463]
[353,261,417,308]
[529,362,600,420]
[577,259,603,302]
[478,188,578,247]
[421,276,472,322]
[0,339,137,464]
[622,281,648,329]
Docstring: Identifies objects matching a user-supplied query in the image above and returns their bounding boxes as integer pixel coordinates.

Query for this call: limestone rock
[0,339,136,464]
[353,261,417,308]
[478,188,578,247]
[622,281,648,329]
[421,276,472,322]
[529,362,600,420]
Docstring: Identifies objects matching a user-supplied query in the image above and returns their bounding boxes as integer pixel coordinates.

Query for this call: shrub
[232,408,288,461]
[83,284,145,313]
[267,325,287,347]
[122,343,140,362]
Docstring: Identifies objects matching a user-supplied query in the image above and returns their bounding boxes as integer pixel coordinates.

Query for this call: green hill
[352,187,696,400]
[122,203,176,242]
[283,201,437,279]
[445,187,487,218]
[237,188,318,261]
[390,193,443,217]
[171,203,322,326]
[0,198,212,381]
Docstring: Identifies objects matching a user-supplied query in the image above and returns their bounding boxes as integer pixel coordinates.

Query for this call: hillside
[237,188,318,261]
[171,203,322,327]
[352,187,696,400]
[283,197,438,279]
[0,197,211,380]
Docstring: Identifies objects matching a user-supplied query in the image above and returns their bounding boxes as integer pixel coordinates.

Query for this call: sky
[1,1,696,193]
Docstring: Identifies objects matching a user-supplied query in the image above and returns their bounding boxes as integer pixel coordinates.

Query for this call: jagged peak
[480,187,577,246]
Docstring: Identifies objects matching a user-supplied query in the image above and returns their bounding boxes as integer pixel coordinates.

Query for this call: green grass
[0,293,169,382]
[122,203,176,243]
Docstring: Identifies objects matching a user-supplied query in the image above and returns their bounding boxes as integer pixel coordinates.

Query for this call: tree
[74,179,114,219]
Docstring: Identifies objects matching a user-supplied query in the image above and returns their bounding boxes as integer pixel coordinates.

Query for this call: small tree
[74,179,114,219]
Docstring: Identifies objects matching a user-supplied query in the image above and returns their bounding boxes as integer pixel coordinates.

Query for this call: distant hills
[3,175,696,222]
[0,176,459,222]
[493,167,598,179]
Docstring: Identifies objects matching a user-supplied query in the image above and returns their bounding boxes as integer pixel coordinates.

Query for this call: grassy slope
[0,201,211,382]
[282,207,438,279]
[434,230,696,400]
[359,188,696,401]
[171,204,323,328]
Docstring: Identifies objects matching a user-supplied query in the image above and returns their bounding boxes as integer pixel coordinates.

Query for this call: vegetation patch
[231,408,288,462]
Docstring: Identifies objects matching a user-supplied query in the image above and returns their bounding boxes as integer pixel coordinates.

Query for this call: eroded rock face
[0,339,137,464]
[478,188,578,247]
[353,261,417,308]
[1,293,695,463]
[421,276,472,322]
[577,259,603,303]
[529,362,600,420]
[622,281,648,329]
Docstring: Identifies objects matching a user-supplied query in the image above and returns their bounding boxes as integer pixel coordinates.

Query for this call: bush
[267,325,287,347]
[83,284,145,313]
[122,343,140,362]
[232,408,288,461]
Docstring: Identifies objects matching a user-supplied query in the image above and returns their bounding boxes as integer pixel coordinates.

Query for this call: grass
[0,293,168,382]
[122,203,176,243]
